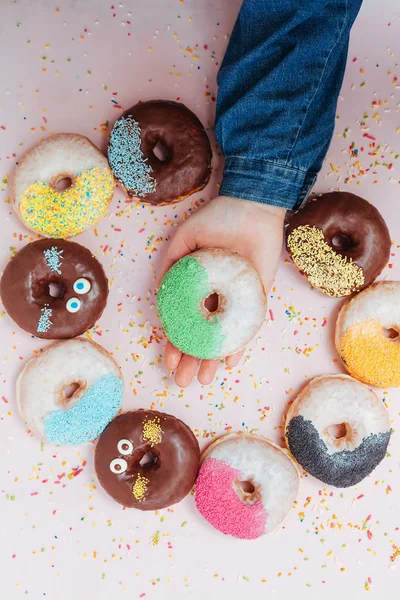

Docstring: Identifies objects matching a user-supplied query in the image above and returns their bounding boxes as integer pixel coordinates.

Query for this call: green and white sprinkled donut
[157,248,267,360]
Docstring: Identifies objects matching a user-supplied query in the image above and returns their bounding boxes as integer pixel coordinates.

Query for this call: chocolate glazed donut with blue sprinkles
[108,100,212,206]
[285,374,391,488]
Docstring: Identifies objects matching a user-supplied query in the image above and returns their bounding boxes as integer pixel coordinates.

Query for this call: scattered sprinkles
[287,225,365,297]
[108,116,156,197]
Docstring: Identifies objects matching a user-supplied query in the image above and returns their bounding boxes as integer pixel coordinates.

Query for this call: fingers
[174,354,201,388]
[158,221,196,285]
[198,360,219,385]
[164,340,182,371]
[225,349,245,368]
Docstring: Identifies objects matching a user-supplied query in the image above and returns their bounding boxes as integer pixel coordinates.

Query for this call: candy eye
[117,439,133,455]
[73,278,91,295]
[66,298,81,313]
[110,458,127,474]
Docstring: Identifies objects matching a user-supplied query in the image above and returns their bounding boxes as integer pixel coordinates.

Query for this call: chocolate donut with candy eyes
[0,239,108,339]
[95,410,200,510]
[286,192,391,297]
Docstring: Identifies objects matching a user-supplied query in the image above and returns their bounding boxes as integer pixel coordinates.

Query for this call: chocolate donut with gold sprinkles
[95,410,200,510]
[286,192,391,297]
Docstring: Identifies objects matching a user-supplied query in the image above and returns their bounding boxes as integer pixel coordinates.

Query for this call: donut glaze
[95,410,200,510]
[13,133,115,238]
[195,433,299,539]
[0,239,108,339]
[108,100,212,206]
[285,375,391,487]
[286,192,391,297]
[335,281,400,388]
[17,338,123,446]
[157,248,267,360]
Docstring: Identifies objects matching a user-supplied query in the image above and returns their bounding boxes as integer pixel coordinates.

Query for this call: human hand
[158,195,286,387]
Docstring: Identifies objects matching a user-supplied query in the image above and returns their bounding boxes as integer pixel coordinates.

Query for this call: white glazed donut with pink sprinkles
[195,432,299,539]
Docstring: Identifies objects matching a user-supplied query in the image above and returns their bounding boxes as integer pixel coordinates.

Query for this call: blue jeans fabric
[215,0,363,210]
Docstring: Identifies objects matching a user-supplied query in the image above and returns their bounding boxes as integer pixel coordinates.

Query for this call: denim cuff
[219,156,317,211]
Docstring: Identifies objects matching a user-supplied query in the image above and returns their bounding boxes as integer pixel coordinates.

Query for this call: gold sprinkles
[20,166,114,238]
[132,473,149,502]
[142,417,163,446]
[287,225,365,297]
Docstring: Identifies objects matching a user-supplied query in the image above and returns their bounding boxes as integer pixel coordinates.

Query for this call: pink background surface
[1,1,400,598]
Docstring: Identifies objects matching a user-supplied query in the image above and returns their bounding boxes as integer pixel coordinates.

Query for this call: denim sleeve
[215,0,363,210]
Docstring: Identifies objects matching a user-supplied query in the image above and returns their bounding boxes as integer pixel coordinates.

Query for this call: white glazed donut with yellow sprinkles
[13,133,115,238]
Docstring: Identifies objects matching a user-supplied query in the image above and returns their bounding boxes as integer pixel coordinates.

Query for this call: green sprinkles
[157,256,224,360]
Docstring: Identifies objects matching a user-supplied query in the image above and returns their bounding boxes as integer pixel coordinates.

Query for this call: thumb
[158,220,196,285]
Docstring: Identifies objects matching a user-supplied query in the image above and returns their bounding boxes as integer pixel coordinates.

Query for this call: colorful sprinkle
[36,305,53,333]
[43,246,63,274]
[142,417,163,446]
[132,473,149,502]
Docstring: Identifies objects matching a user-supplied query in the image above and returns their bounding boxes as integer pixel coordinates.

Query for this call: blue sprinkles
[43,246,63,274]
[37,305,53,333]
[108,115,156,197]
[43,373,123,446]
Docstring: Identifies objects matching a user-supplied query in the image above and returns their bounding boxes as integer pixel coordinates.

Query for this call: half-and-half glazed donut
[13,133,115,238]
[0,239,108,339]
[17,338,124,446]
[285,375,391,487]
[108,100,212,206]
[336,281,400,388]
[95,410,200,510]
[157,248,267,360]
[195,433,299,539]
[286,192,391,297]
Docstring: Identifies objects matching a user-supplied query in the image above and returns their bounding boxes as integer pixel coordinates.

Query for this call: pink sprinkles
[195,458,267,540]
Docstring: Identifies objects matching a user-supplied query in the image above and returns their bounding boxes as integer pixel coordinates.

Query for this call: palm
[158,196,285,387]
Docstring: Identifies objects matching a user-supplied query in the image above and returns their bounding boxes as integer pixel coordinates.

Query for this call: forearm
[216,0,363,210]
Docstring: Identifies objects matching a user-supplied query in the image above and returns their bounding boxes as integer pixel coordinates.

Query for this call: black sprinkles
[286,416,391,487]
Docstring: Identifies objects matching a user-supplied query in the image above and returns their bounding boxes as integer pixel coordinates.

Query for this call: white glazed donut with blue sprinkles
[17,338,124,446]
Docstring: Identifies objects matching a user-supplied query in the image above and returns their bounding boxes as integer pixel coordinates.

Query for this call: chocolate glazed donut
[0,239,108,339]
[95,410,200,510]
[286,192,391,297]
[108,100,212,206]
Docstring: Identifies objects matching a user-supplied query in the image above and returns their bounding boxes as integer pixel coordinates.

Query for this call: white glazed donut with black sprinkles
[17,338,124,446]
[285,374,391,487]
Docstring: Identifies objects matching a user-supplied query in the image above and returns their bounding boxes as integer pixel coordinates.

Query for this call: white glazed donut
[335,281,400,388]
[285,374,391,487]
[157,248,267,360]
[17,338,124,446]
[194,433,299,539]
[13,133,115,238]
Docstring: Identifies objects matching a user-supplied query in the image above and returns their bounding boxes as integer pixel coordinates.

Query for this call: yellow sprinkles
[20,166,114,238]
[287,225,365,297]
[132,473,149,502]
[340,318,400,388]
[142,416,163,446]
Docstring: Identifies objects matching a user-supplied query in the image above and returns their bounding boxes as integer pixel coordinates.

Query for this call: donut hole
[62,382,81,400]
[383,327,399,340]
[332,233,352,251]
[48,282,64,298]
[55,176,73,191]
[327,423,347,439]
[237,480,255,494]
[203,293,219,314]
[139,451,158,467]
[152,140,170,163]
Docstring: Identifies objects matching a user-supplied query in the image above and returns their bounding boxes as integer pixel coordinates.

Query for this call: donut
[108,100,212,206]
[0,239,108,339]
[286,192,391,297]
[94,410,200,510]
[195,433,299,539]
[335,281,400,388]
[17,338,124,446]
[285,375,391,487]
[157,248,267,360]
[13,133,115,238]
